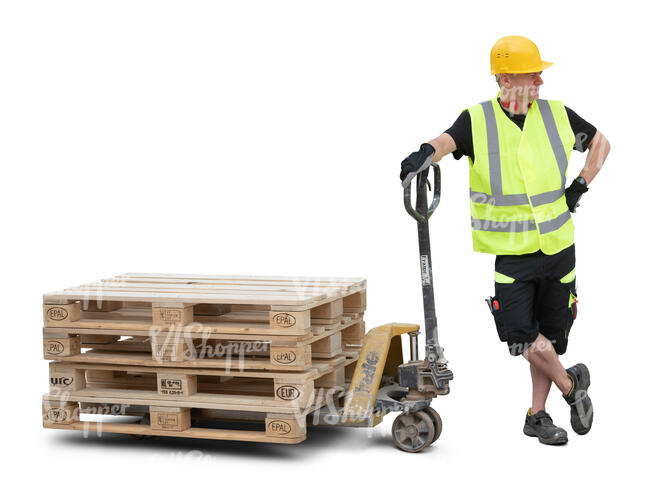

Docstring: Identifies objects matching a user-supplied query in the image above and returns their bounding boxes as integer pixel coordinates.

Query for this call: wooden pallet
[42,362,361,445]
[47,353,351,408]
[44,314,365,371]
[43,274,366,336]
[43,275,366,372]
[42,394,352,444]
[43,355,355,444]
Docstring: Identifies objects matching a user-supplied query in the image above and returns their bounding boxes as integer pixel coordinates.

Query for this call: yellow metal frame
[342,323,419,423]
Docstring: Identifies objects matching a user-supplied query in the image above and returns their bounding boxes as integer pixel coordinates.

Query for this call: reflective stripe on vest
[470,99,569,210]
[471,210,570,235]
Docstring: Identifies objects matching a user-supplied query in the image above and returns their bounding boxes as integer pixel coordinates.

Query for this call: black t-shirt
[444,98,597,163]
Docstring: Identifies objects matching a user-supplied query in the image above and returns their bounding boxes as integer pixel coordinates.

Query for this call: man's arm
[400,133,458,181]
[564,130,611,212]
[578,130,610,185]
[426,132,458,163]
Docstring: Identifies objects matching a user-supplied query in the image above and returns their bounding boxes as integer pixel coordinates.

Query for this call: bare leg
[522,333,573,396]
[529,363,552,413]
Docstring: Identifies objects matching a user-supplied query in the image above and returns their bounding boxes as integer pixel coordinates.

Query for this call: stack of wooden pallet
[42,273,367,444]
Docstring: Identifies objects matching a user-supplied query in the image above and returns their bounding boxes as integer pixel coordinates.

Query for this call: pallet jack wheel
[391,410,435,453]
[423,406,443,443]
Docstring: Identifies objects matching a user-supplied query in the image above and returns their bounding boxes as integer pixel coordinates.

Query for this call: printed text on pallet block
[43,303,81,326]
[269,310,310,331]
[150,406,191,431]
[43,337,81,357]
[265,414,307,439]
[49,363,86,392]
[43,400,79,425]
[157,373,197,397]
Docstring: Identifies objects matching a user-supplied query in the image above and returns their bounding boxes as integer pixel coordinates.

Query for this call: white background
[1,1,646,498]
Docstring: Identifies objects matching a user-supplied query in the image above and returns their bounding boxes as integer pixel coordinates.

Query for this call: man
[400,35,610,445]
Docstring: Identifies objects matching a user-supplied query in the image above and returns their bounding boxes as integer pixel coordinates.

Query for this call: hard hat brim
[493,60,553,75]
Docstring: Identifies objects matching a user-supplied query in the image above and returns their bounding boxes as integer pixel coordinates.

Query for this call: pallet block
[150,406,191,431]
[43,336,81,357]
[49,363,86,391]
[43,399,79,425]
[157,373,198,397]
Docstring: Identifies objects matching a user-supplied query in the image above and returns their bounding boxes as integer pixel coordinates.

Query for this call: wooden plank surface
[48,354,346,382]
[43,421,305,444]
[43,314,313,335]
[42,388,330,413]
[42,326,316,343]
[44,274,366,307]
[47,354,344,381]
[118,273,365,285]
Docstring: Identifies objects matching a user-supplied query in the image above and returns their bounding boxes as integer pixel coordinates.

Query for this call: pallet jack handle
[402,158,451,378]
[402,161,440,224]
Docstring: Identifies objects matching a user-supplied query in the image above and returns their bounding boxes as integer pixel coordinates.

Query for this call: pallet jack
[315,160,453,452]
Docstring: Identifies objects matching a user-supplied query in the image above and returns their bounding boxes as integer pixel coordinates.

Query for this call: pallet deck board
[84,282,355,296]
[47,354,346,380]
[51,283,339,298]
[43,389,329,413]
[44,290,324,306]
[49,353,347,378]
[118,273,365,285]
[45,274,366,308]
[44,315,312,335]
[43,421,305,444]
[54,346,359,373]
[43,314,360,341]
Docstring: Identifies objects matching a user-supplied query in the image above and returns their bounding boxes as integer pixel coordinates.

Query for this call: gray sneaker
[563,363,593,435]
[523,410,568,445]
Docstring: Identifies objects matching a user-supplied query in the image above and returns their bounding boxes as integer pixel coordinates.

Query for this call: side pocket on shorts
[565,280,578,338]
[490,270,516,343]
[486,295,508,342]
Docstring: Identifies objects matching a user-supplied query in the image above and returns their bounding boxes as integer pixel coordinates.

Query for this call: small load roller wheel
[391,410,435,453]
[423,406,443,443]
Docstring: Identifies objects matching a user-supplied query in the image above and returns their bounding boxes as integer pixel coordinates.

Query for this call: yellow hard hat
[490,36,553,74]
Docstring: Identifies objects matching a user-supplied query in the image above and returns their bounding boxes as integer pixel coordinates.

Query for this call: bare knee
[526,334,556,357]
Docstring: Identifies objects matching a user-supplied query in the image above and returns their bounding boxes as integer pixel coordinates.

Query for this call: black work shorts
[489,244,578,357]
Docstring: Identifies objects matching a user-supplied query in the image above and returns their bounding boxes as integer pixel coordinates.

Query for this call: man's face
[501,71,544,102]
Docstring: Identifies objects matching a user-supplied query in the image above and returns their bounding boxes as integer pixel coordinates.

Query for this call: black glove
[400,143,435,181]
[564,177,589,213]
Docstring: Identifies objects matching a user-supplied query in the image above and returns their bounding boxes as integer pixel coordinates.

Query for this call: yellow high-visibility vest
[467,97,575,255]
